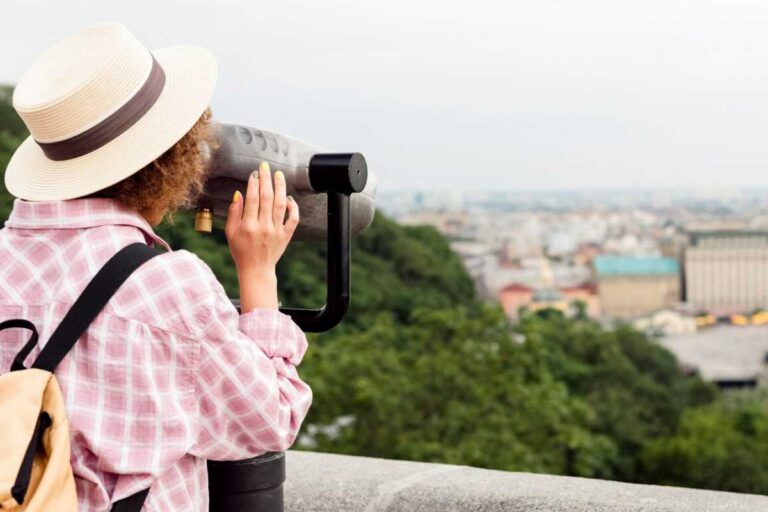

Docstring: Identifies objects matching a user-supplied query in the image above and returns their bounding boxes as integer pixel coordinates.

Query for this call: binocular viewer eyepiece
[193,123,377,239]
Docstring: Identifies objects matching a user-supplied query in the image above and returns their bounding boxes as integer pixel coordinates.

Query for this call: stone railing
[284,451,768,511]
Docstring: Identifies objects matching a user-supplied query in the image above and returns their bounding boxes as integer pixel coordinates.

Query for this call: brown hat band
[35,56,166,161]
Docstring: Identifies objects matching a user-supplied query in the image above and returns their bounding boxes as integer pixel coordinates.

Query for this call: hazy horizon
[380,184,768,193]
[4,1,768,193]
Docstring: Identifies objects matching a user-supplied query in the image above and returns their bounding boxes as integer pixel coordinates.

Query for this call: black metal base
[208,452,285,512]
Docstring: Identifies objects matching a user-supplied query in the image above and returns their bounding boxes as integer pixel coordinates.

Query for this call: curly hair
[87,108,215,223]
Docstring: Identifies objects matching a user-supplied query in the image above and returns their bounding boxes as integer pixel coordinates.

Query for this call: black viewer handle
[231,152,366,332]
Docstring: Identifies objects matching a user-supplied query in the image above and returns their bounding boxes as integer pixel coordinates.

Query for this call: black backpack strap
[1,319,39,371]
[30,243,161,372]
[111,488,150,512]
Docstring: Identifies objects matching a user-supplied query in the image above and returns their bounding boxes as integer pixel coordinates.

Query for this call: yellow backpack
[0,243,159,511]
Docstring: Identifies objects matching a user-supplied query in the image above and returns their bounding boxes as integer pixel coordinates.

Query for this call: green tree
[0,86,28,139]
[642,390,768,494]
[0,86,27,219]
[301,305,617,477]
[0,131,22,220]
[518,314,717,481]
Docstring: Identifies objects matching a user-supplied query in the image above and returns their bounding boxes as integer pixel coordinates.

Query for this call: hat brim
[5,45,217,201]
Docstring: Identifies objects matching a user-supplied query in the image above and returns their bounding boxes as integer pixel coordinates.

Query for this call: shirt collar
[4,198,172,251]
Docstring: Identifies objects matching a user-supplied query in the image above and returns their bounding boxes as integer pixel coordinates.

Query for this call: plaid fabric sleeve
[188,262,313,461]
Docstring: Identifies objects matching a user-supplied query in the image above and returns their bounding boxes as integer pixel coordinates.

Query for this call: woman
[0,23,312,511]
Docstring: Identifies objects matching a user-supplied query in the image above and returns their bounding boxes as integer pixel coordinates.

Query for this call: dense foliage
[0,86,25,220]
[642,390,768,494]
[1,85,766,495]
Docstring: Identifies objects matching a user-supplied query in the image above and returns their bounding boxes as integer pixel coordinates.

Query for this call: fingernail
[275,170,284,180]
[251,170,259,180]
[232,190,242,203]
[259,161,270,173]
[288,195,294,202]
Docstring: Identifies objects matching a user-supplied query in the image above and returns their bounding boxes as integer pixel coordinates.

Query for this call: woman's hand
[225,161,300,311]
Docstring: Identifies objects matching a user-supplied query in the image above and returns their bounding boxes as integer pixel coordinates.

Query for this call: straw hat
[5,22,217,200]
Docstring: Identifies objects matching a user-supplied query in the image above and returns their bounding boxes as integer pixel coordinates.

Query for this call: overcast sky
[3,0,768,192]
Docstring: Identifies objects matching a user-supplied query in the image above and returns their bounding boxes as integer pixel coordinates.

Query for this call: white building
[685,230,768,313]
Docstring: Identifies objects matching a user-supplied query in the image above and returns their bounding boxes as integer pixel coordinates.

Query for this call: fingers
[225,190,243,238]
[273,170,287,226]
[229,161,298,237]
[242,167,261,224]
[258,162,274,224]
[284,196,299,235]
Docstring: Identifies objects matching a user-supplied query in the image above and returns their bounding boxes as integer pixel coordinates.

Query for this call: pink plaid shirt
[0,198,312,511]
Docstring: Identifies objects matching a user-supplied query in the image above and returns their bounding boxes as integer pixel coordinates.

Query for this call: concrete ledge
[285,451,768,511]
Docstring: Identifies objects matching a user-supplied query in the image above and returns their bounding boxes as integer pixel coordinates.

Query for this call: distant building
[633,309,697,336]
[594,256,680,318]
[529,288,569,315]
[573,242,602,266]
[399,211,469,238]
[561,283,601,318]
[684,230,768,313]
[499,284,534,319]
[499,283,600,319]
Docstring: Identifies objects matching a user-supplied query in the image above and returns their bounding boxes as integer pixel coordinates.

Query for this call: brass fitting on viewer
[194,208,213,233]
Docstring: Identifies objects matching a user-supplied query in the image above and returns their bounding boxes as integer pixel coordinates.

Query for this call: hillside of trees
[1,85,766,495]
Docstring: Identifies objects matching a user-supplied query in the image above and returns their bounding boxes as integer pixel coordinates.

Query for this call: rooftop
[661,325,768,382]
[594,256,679,277]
